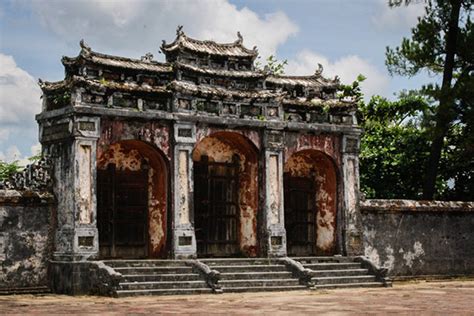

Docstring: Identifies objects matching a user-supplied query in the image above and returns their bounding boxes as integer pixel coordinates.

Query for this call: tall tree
[386,0,473,199]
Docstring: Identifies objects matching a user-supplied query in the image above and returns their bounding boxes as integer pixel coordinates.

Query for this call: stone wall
[0,190,55,289]
[361,199,474,277]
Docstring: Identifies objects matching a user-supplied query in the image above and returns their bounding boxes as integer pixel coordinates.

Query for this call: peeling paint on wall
[97,141,168,258]
[284,150,337,255]
[177,150,190,225]
[193,131,259,257]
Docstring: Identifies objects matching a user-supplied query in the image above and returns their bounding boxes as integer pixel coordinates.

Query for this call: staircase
[99,256,389,297]
[200,258,306,293]
[294,256,390,289]
[103,260,213,297]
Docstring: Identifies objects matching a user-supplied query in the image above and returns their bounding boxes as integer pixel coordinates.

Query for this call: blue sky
[0,0,431,163]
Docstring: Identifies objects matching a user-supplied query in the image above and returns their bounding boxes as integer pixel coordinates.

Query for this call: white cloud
[286,50,390,98]
[0,53,41,124]
[372,0,426,30]
[28,0,298,60]
[0,53,42,162]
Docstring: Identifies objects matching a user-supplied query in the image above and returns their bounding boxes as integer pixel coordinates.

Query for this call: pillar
[41,116,101,261]
[171,122,197,258]
[261,130,287,257]
[342,133,363,255]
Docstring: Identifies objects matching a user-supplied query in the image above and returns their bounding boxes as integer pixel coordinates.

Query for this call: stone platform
[96,256,390,297]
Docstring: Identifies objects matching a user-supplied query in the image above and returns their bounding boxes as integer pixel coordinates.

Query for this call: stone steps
[100,256,388,296]
[119,280,208,290]
[115,288,213,297]
[309,269,370,277]
[202,259,302,293]
[220,271,293,280]
[312,275,377,285]
[313,282,385,290]
[122,273,202,282]
[303,263,362,270]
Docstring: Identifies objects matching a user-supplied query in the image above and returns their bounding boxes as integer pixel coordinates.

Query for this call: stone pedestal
[261,130,287,257]
[171,122,197,258]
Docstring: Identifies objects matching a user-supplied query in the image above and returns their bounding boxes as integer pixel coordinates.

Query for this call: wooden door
[97,164,149,258]
[194,155,240,257]
[284,175,316,256]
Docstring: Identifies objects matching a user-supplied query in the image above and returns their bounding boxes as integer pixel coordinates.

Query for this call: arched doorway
[284,150,338,256]
[97,140,168,259]
[193,132,259,257]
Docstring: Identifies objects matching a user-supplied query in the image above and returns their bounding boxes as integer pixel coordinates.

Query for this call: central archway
[97,140,169,259]
[284,149,338,256]
[193,132,259,257]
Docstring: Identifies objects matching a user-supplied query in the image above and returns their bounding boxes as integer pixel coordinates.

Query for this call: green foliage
[51,91,71,107]
[338,74,366,104]
[385,0,474,199]
[0,160,21,181]
[255,55,288,75]
[360,93,433,199]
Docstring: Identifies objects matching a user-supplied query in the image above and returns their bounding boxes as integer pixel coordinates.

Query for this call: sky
[0,0,431,164]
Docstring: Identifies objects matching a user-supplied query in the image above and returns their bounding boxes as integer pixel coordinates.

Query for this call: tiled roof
[161,28,258,58]
[168,80,282,100]
[62,40,172,73]
[39,76,169,94]
[267,75,339,89]
[175,62,264,79]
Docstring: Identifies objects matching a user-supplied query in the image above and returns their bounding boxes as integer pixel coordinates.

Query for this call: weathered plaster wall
[0,190,55,289]
[362,199,474,277]
[97,141,168,258]
[284,132,341,167]
[284,150,338,255]
[98,119,171,160]
[193,130,259,256]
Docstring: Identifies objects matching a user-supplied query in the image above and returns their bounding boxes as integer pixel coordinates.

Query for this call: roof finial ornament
[236,31,243,44]
[79,39,92,55]
[141,53,154,63]
[176,25,184,37]
[314,63,324,76]
[334,75,340,84]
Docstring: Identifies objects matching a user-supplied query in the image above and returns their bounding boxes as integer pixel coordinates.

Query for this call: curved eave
[161,35,258,58]
[39,79,71,93]
[61,51,172,74]
[40,76,169,95]
[169,80,282,100]
[175,62,265,79]
[282,98,357,111]
[267,75,339,90]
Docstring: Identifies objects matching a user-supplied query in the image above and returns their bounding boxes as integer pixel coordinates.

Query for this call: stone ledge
[0,189,55,205]
[360,199,474,213]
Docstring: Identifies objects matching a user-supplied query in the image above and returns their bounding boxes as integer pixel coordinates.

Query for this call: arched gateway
[37,29,363,290]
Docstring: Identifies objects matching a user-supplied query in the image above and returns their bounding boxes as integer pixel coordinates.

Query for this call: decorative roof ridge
[38,78,71,91]
[161,26,258,57]
[61,40,171,69]
[174,62,265,77]
[168,80,285,98]
[268,64,340,85]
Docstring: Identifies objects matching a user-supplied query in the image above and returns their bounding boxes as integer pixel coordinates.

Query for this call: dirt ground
[0,280,473,315]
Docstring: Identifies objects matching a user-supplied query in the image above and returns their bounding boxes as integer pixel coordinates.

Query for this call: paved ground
[0,280,473,315]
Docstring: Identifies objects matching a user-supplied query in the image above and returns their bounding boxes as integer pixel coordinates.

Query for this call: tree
[359,92,433,199]
[385,0,473,199]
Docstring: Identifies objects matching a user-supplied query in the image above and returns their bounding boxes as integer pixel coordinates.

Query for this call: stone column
[171,122,197,258]
[261,130,287,257]
[342,133,363,255]
[40,116,101,262]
